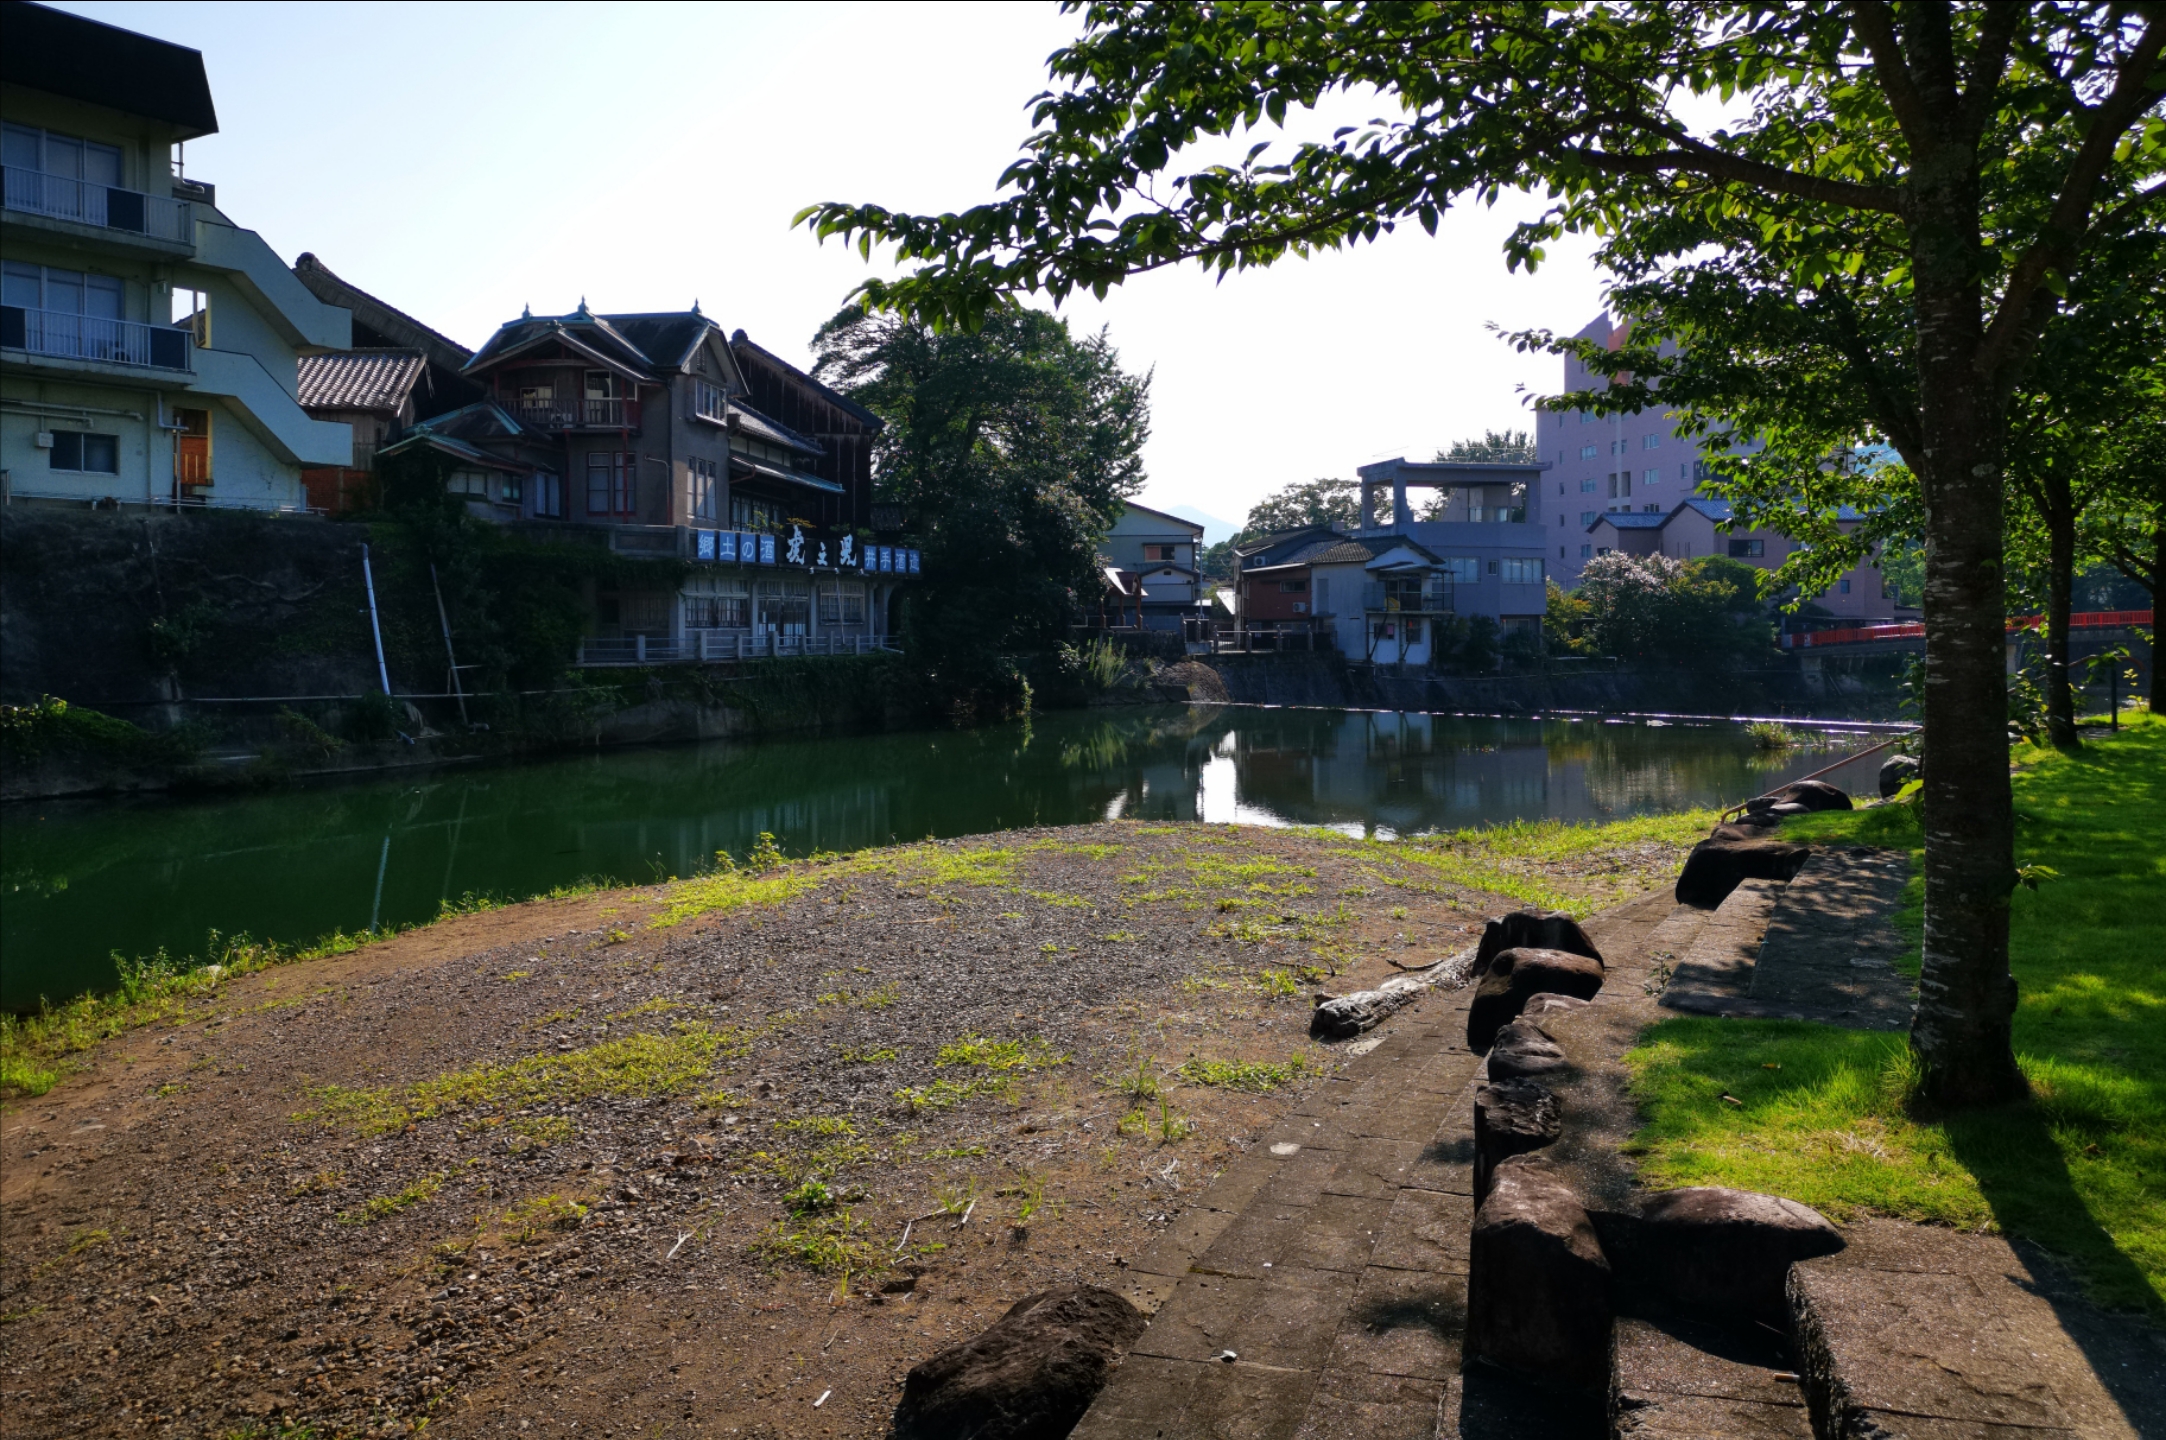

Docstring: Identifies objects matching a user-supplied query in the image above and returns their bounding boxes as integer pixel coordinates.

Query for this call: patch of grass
[606,997,681,1020]
[755,1208,876,1280]
[936,1035,1067,1073]
[505,1115,576,1146]
[1629,717,2165,1314]
[297,1024,732,1136]
[338,1172,444,1225]
[500,1192,587,1241]
[653,869,820,927]
[499,970,531,983]
[1177,1055,1311,1092]
[1023,889,1094,909]
[894,1076,1013,1113]
[1384,809,1717,916]
[288,1169,342,1197]
[778,1115,857,1137]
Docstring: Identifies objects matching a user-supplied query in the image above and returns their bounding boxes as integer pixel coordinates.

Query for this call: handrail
[1785,610,2153,649]
[1718,732,1909,822]
[1,304,192,370]
[2,166,193,243]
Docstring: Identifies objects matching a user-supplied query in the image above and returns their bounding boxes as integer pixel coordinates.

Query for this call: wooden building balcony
[500,395,639,431]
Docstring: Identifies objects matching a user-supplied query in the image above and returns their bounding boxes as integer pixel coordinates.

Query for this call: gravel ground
[0,819,1693,1439]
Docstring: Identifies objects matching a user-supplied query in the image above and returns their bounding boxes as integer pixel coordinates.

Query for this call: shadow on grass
[1939,1097,2166,1435]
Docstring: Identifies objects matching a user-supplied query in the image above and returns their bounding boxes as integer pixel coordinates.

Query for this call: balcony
[501,395,638,431]
[0,305,193,370]
[1363,582,1455,614]
[2,167,193,247]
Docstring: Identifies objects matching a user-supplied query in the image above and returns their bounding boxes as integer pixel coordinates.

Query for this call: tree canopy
[1238,476,1360,539]
[812,305,1150,716]
[800,1,2166,1106]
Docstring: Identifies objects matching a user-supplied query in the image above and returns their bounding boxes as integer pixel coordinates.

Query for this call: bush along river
[0,703,1891,1009]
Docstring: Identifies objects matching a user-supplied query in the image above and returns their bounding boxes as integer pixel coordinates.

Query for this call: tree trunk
[1904,168,2029,1109]
[2043,474,2079,750]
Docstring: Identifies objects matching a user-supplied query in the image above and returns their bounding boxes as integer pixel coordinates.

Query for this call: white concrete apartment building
[1534,313,1896,620]
[1,4,352,514]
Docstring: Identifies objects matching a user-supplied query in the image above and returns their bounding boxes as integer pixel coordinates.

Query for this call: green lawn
[1624,713,2166,1314]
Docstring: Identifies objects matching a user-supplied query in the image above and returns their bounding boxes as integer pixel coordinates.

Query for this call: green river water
[0,704,1886,1009]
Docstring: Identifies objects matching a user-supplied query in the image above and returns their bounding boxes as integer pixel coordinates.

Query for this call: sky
[55,0,1611,539]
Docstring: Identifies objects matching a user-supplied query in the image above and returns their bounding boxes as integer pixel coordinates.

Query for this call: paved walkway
[1075,866,2161,1440]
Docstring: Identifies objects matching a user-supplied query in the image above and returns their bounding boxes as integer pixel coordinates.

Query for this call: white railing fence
[2,167,193,242]
[576,632,899,666]
[2,305,193,369]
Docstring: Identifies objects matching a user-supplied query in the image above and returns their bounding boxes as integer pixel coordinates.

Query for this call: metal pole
[430,562,470,727]
[361,543,391,695]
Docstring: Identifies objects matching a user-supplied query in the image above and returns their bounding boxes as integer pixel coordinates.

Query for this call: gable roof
[1118,501,1206,534]
[730,330,885,430]
[293,255,473,371]
[1591,512,1670,531]
[298,349,427,415]
[3,3,217,139]
[728,399,823,456]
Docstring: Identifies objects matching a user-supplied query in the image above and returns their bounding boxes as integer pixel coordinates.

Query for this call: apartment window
[533,472,563,517]
[1580,511,1596,525]
[1499,557,1542,584]
[1728,538,1766,557]
[688,456,720,520]
[47,430,119,474]
[1644,503,1660,513]
[1276,578,1307,593]
[1580,478,1597,492]
[1440,556,1481,584]
[1578,411,1591,424]
[1579,444,1598,460]
[1560,546,1567,559]
[4,261,123,318]
[1608,472,1633,498]
[1643,433,1661,449]
[1839,578,1852,594]
[1644,468,1660,486]
[1680,463,1689,481]
[586,451,634,515]
[3,125,122,184]
[693,378,726,422]
[1580,544,1593,558]
[817,580,868,625]
[1143,543,1181,562]
[1612,439,1626,455]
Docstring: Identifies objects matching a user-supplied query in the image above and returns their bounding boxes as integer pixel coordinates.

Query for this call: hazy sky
[57,0,1609,535]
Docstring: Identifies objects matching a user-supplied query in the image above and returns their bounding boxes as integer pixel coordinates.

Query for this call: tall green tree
[800,3,2166,1106]
[812,305,1150,717]
[1239,476,1360,538]
[1436,429,1536,464]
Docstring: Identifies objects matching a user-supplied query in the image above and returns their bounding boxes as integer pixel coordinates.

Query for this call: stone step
[1611,1315,1812,1439]
[1750,848,1913,1027]
[1788,1220,2148,1440]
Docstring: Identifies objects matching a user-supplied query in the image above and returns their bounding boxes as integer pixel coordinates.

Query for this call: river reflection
[1,704,1885,1006]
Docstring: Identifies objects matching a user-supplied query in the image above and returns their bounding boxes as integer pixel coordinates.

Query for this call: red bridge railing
[1782,610,2152,650]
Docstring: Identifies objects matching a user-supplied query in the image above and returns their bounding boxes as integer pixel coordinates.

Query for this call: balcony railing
[1362,582,1455,613]
[577,632,899,666]
[501,396,637,430]
[0,305,193,370]
[2,167,193,243]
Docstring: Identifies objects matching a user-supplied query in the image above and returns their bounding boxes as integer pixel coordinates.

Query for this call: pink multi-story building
[1534,314,1898,621]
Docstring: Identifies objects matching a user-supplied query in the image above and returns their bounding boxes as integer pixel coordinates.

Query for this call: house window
[1499,557,1542,584]
[729,493,783,530]
[1839,578,1852,594]
[1579,444,1598,459]
[693,379,726,422]
[47,430,119,474]
[586,451,633,514]
[1440,556,1480,584]
[1580,544,1593,558]
[1728,538,1766,557]
[685,576,751,629]
[1580,511,1596,525]
[818,580,867,625]
[1597,546,1613,556]
[1681,463,1689,481]
[1143,543,1181,562]
[1277,578,1307,594]
[688,456,720,520]
[1644,503,1660,513]
[754,578,810,636]
[500,473,523,504]
[1580,478,1596,492]
[1643,433,1661,449]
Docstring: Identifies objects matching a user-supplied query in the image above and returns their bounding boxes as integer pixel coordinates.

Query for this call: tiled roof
[1681,497,1733,522]
[298,349,426,415]
[294,256,473,369]
[728,399,823,455]
[1594,512,1669,530]
[730,329,885,429]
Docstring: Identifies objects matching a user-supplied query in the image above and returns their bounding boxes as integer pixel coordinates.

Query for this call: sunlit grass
[1629,715,2166,1314]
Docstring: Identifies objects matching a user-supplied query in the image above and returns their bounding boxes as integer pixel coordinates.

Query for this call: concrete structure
[1101,501,1206,630]
[1,3,352,513]
[1351,457,1552,637]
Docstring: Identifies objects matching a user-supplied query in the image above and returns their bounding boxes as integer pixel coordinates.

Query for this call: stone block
[1485,1017,1567,1081]
[1605,1186,1844,1326]
[1472,1078,1562,1205]
[1674,839,1813,908]
[1328,1265,1466,1382]
[892,1285,1147,1440]
[1465,948,1606,1051]
[1472,908,1604,979]
[1465,1156,1612,1393]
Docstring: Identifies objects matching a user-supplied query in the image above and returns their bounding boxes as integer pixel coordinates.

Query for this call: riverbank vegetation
[1625,714,2165,1313]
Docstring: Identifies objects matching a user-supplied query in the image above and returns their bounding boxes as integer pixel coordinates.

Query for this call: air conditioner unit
[34,432,55,449]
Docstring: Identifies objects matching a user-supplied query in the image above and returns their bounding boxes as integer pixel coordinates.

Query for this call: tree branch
[1957,0,2024,147]
[1979,15,2166,380]
[1562,141,1903,214]
[1845,0,1936,144]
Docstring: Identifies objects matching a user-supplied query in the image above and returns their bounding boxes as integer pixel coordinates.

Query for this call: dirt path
[0,820,1693,1440]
